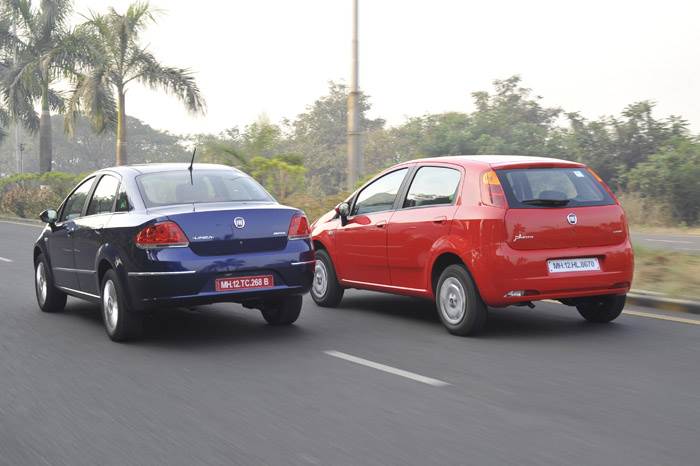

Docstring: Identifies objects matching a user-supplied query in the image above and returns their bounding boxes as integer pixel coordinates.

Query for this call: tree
[626,139,700,225]
[289,82,384,194]
[248,155,306,201]
[0,114,188,173]
[469,76,562,155]
[0,0,84,173]
[67,1,205,165]
[564,112,620,184]
[0,60,12,145]
[562,102,691,187]
[192,116,288,171]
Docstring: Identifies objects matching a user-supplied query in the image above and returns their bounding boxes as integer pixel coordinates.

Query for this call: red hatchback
[310,155,633,335]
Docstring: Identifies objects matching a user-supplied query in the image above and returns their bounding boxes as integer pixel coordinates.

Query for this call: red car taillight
[480,170,508,208]
[288,214,310,240]
[135,221,189,249]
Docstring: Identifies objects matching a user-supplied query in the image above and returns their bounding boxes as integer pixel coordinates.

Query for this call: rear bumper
[124,241,315,310]
[476,240,634,307]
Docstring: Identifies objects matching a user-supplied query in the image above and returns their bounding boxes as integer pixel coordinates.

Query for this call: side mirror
[39,209,58,225]
[335,202,350,226]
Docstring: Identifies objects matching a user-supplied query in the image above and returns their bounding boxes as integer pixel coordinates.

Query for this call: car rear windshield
[496,167,615,208]
[136,170,274,208]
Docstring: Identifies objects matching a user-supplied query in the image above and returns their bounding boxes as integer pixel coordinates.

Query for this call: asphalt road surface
[1,220,699,466]
[631,231,700,254]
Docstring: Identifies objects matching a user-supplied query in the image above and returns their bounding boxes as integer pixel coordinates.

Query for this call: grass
[618,192,700,235]
[630,225,700,236]
[632,246,700,300]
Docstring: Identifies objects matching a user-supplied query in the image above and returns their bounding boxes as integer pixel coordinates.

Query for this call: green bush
[0,185,63,218]
[0,172,86,218]
[625,140,700,225]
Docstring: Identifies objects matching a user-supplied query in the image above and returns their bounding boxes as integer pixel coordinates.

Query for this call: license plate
[215,275,274,292]
[547,258,600,274]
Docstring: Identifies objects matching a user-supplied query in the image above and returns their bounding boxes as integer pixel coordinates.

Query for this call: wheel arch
[431,252,466,294]
[428,247,483,300]
[94,244,129,292]
[33,245,43,263]
[312,239,327,252]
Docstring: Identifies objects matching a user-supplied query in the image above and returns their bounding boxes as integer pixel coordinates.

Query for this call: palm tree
[0,0,81,173]
[68,2,205,165]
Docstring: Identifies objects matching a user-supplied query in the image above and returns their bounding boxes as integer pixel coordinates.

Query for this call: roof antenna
[188,147,196,185]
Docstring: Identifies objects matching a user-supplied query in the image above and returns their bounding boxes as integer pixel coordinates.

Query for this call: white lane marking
[324,350,450,387]
[622,310,700,325]
[0,220,44,228]
[644,239,693,244]
[0,256,13,263]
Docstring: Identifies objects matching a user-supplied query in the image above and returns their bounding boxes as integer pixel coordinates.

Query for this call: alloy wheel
[439,277,466,324]
[312,260,329,299]
[103,280,119,332]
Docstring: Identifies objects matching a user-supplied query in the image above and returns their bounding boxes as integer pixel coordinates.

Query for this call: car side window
[60,177,95,222]
[403,167,461,209]
[115,183,132,212]
[87,175,120,216]
[353,168,408,216]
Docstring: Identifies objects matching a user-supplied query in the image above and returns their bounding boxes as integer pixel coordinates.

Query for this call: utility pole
[18,143,25,173]
[346,0,362,191]
[14,123,21,174]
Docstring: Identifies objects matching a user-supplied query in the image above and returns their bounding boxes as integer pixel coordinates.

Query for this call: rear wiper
[521,198,570,206]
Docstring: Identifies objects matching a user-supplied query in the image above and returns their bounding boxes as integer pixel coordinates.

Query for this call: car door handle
[375,220,387,228]
[433,216,447,224]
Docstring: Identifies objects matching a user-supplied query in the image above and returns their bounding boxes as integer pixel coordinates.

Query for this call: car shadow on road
[63,298,314,349]
[337,291,625,339]
[338,291,441,324]
[482,307,625,339]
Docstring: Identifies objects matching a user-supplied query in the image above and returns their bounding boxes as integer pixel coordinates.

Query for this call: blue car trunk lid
[159,203,298,256]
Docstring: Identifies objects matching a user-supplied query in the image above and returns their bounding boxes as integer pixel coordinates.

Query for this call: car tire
[261,295,302,326]
[576,294,626,323]
[101,269,143,342]
[34,253,67,313]
[436,265,487,336]
[310,249,344,307]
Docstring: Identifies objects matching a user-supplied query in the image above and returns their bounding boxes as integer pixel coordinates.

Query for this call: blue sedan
[33,163,315,341]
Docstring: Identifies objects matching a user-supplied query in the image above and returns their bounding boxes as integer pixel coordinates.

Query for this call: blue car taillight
[135,221,189,249]
[288,214,310,240]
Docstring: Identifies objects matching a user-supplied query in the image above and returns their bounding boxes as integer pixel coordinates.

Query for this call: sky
[72,0,700,136]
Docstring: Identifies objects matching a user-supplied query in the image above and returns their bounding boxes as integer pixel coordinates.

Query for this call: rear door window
[403,166,461,208]
[87,175,120,216]
[497,168,614,208]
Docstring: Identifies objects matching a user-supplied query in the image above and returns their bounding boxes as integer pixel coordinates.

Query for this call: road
[1,220,699,466]
[631,231,700,254]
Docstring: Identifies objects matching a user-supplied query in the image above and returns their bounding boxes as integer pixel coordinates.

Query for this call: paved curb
[627,293,700,315]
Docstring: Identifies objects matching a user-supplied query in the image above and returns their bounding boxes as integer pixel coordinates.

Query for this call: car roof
[95,163,243,176]
[402,155,584,169]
